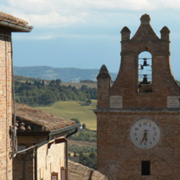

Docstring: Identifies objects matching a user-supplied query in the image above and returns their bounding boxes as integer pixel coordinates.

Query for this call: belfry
[95,14,180,179]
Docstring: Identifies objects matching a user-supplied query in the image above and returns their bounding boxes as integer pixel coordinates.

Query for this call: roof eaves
[17,131,49,137]
[0,20,33,32]
[0,12,33,32]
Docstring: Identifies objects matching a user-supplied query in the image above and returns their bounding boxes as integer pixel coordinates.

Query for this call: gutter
[16,124,80,154]
[49,124,80,139]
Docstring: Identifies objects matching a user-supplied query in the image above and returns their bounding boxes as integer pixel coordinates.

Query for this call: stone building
[13,103,79,180]
[0,12,32,180]
[95,14,180,179]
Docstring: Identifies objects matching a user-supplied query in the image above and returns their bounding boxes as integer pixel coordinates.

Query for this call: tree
[86,99,92,105]
[55,79,62,84]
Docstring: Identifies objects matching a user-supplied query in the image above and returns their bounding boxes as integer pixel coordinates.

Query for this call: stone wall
[0,28,12,180]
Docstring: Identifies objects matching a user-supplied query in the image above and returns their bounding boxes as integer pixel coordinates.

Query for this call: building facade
[13,103,79,180]
[95,14,180,179]
[0,12,32,180]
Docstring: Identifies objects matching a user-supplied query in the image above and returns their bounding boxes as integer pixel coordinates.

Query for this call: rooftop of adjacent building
[15,103,76,133]
[68,161,107,180]
[0,11,33,32]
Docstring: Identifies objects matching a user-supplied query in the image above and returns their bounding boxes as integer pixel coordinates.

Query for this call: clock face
[130,119,160,149]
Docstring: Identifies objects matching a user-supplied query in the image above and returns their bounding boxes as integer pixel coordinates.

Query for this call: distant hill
[14,66,117,82]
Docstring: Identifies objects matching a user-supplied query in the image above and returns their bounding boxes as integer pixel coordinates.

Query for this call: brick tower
[95,14,180,179]
[0,12,32,180]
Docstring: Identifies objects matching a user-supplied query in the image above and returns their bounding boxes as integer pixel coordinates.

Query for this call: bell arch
[138,51,152,93]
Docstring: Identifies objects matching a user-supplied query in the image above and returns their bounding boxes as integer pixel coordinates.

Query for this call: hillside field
[35,100,97,130]
[61,82,97,89]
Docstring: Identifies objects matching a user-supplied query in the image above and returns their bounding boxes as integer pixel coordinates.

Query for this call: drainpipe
[35,146,37,180]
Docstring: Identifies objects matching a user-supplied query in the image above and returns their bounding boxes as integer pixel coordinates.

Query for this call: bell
[142,75,148,84]
[143,58,148,66]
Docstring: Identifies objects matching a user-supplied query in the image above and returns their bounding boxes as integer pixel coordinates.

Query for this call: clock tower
[95,14,180,180]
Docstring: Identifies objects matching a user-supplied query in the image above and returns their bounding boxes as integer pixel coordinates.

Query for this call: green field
[36,100,97,130]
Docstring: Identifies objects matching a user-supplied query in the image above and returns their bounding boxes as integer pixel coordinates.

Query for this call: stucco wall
[37,140,66,180]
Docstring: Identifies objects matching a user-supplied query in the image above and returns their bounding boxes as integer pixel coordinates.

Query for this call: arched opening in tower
[138,51,152,93]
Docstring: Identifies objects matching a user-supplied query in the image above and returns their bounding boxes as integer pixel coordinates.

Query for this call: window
[51,172,58,180]
[141,161,150,175]
[138,51,152,93]
[61,167,67,180]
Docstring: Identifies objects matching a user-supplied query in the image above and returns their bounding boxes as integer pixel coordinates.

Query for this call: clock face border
[130,119,161,149]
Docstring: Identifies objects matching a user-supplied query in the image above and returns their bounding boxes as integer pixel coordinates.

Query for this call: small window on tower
[138,51,152,93]
[141,161,150,176]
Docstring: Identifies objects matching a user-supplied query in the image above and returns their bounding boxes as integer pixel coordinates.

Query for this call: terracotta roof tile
[68,161,107,180]
[0,12,33,32]
[15,103,76,133]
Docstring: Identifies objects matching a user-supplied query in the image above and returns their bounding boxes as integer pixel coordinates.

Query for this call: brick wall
[97,14,180,110]
[96,112,180,180]
[0,28,12,180]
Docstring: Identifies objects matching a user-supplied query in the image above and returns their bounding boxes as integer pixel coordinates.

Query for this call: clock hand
[144,130,148,142]
[140,130,148,144]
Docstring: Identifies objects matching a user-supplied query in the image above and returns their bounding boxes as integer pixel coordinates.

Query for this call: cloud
[13,32,120,41]
[27,12,86,27]
[1,0,180,28]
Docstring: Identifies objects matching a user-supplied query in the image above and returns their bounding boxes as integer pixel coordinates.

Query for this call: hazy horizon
[1,1,180,80]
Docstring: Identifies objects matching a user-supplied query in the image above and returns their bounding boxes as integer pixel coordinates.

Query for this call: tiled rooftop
[0,12,33,32]
[69,161,107,180]
[15,103,75,133]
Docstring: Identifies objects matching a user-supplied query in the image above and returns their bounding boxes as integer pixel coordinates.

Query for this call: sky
[2,0,180,79]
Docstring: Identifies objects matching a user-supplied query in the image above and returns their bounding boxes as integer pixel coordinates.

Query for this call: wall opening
[51,172,58,180]
[61,167,67,180]
[138,51,152,93]
[141,161,150,176]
